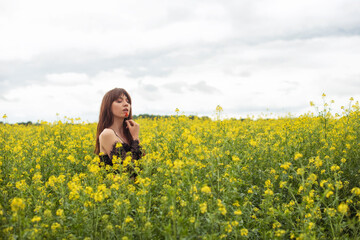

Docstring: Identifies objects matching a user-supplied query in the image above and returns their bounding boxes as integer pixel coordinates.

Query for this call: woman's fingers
[125,120,132,127]
[125,120,132,128]
[126,120,138,127]
[125,120,140,140]
[127,120,136,126]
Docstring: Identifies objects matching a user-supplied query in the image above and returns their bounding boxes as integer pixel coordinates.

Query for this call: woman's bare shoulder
[99,128,118,144]
[100,128,115,138]
[99,129,118,155]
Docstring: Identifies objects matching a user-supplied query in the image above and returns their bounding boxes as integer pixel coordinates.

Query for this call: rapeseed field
[1,98,360,239]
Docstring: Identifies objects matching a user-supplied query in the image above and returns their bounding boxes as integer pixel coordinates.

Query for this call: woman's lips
[123,109,129,117]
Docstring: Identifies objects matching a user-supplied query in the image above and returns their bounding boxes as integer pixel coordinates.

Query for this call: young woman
[94,88,143,178]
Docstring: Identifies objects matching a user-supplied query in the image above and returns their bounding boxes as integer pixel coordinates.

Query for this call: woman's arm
[125,120,140,141]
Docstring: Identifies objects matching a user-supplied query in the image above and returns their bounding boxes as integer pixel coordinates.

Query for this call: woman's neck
[110,117,125,135]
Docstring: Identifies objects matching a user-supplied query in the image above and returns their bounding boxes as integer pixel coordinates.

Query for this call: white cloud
[46,72,89,86]
[1,0,360,122]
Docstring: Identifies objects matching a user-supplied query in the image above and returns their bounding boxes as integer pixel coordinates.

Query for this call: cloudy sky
[1,0,360,123]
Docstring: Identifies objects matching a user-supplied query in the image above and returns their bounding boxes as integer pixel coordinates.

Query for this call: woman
[94,88,143,178]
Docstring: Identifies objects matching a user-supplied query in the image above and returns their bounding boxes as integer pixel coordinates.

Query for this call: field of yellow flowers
[1,99,360,239]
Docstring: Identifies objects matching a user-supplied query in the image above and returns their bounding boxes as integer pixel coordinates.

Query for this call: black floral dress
[99,140,143,178]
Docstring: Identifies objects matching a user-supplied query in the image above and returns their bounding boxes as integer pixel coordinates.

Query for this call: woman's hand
[125,120,140,141]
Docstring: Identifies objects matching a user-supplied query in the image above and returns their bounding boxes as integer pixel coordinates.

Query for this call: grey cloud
[137,81,161,101]
[0,43,218,96]
[163,81,186,93]
[224,0,360,43]
[273,27,360,43]
[163,81,221,94]
[239,71,252,78]
[143,84,158,92]
[188,81,221,94]
[0,60,47,96]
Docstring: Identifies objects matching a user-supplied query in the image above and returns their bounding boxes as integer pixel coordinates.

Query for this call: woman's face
[111,94,130,119]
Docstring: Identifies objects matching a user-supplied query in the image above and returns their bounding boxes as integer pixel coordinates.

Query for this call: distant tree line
[0,115,213,125]
[0,121,39,125]
[133,114,211,120]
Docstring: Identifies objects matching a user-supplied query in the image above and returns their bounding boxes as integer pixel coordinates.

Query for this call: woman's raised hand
[125,120,140,141]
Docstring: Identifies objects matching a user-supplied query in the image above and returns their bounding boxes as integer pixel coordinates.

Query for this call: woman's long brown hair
[94,88,133,155]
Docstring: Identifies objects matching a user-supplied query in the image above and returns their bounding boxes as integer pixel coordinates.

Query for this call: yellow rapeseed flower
[307,173,317,183]
[314,156,323,168]
[225,222,232,233]
[294,153,303,160]
[201,185,211,194]
[265,179,272,188]
[296,168,304,175]
[31,216,41,223]
[308,222,315,230]
[280,162,291,170]
[200,202,207,214]
[331,165,340,172]
[123,155,132,167]
[325,208,336,217]
[326,191,334,198]
[88,164,100,174]
[51,222,61,232]
[67,155,76,163]
[56,209,64,217]
[279,181,287,188]
[173,159,184,169]
[351,187,360,196]
[125,216,133,223]
[10,198,25,212]
[234,209,242,215]
[338,202,349,215]
[217,199,227,215]
[275,229,285,237]
[240,228,248,236]
[264,189,274,196]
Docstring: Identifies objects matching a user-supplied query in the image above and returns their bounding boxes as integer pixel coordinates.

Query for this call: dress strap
[111,128,125,143]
